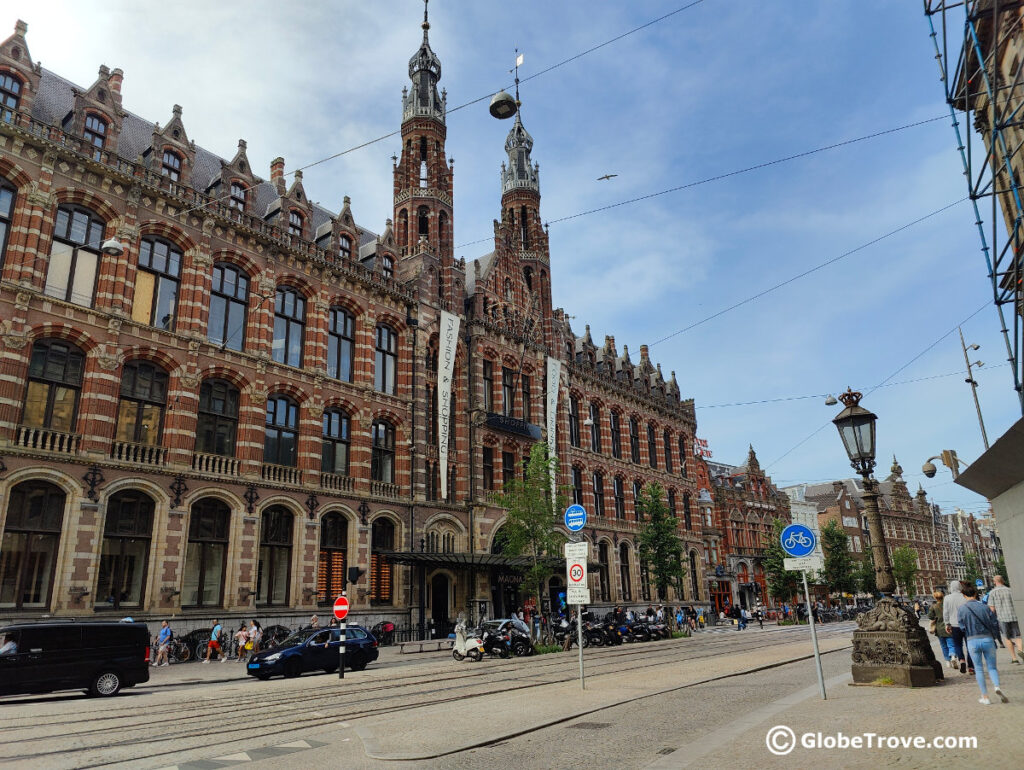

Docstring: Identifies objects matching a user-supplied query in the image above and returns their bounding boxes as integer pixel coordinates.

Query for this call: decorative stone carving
[306,398,324,420]
[97,354,121,371]
[850,597,943,687]
[14,292,31,311]
[187,339,201,353]
[107,317,122,335]
[179,372,200,389]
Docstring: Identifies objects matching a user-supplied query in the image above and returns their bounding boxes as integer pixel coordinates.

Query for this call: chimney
[271,157,285,194]
[172,104,182,119]
[108,68,123,95]
[238,139,247,150]
[640,344,650,362]
[15,19,27,36]
[98,64,110,79]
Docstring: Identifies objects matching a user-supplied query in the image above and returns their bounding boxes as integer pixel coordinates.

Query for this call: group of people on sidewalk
[930,577,1020,705]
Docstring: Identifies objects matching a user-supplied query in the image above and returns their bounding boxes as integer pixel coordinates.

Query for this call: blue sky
[6,1,1017,517]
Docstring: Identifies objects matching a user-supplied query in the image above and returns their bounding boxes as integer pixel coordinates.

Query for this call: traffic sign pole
[781,524,825,701]
[336,591,348,680]
[801,570,826,700]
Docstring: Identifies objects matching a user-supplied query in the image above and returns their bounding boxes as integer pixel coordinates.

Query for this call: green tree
[495,443,568,610]
[636,482,685,601]
[764,518,800,604]
[820,520,856,597]
[891,545,920,598]
[963,553,983,587]
[854,551,877,596]
[995,557,1010,586]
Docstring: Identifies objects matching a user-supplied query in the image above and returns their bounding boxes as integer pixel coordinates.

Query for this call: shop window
[257,506,293,606]
[318,512,348,604]
[0,481,66,609]
[370,518,394,604]
[183,498,230,607]
[96,490,153,609]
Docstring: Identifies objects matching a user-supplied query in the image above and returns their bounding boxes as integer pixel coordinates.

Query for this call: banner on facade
[546,355,561,503]
[438,310,460,500]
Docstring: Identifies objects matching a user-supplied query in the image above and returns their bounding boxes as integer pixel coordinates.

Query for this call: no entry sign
[333,595,350,620]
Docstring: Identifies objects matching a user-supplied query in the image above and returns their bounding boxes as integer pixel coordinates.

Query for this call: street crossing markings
[215,753,251,762]
[276,741,312,748]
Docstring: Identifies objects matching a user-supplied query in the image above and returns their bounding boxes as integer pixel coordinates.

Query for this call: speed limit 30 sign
[569,563,584,582]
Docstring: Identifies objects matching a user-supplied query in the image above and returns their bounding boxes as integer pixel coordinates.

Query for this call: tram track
[0,623,856,768]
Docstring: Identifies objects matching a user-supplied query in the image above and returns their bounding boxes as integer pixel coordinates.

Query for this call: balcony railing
[191,452,240,477]
[370,480,401,499]
[320,472,353,492]
[261,463,302,486]
[15,425,80,455]
[110,441,167,466]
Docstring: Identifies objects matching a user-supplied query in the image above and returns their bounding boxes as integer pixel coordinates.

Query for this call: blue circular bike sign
[564,504,588,532]
[780,524,816,557]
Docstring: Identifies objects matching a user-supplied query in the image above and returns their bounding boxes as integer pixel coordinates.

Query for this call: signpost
[334,592,349,680]
[976,578,985,589]
[563,505,588,690]
[780,524,826,700]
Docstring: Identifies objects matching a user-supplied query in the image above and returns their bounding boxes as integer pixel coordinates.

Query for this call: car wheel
[323,666,338,674]
[283,659,302,678]
[512,641,529,657]
[349,654,368,672]
[89,670,122,697]
[256,673,272,681]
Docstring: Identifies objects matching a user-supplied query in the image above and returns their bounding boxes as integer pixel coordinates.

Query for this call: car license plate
[247,663,259,670]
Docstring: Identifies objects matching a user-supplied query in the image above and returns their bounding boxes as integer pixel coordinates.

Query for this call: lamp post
[831,388,942,687]
[959,328,989,450]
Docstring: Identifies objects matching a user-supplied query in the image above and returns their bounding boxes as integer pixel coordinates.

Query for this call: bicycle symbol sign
[569,564,585,582]
[780,524,816,557]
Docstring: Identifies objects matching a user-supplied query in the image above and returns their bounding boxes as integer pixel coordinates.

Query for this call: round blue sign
[780,524,816,557]
[976,579,985,589]
[564,504,588,532]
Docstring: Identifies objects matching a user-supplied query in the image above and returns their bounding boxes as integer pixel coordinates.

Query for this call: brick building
[0,15,706,629]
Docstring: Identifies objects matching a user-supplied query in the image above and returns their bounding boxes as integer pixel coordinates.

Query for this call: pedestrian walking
[233,623,248,661]
[944,580,974,674]
[202,618,223,663]
[986,575,1022,664]
[153,620,172,666]
[248,619,263,658]
[957,584,1008,705]
[928,590,955,669]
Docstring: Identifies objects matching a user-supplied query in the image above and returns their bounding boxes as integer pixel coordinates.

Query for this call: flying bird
[597,173,618,181]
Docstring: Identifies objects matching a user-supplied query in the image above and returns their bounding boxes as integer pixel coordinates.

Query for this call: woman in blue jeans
[957,584,1008,705]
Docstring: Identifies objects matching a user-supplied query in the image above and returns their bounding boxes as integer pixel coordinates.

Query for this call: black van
[0,621,150,698]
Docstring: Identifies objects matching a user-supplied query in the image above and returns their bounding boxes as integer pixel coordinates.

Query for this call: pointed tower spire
[404,0,445,122]
[502,111,540,194]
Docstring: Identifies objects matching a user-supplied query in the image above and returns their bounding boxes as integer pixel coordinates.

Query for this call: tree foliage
[636,482,685,601]
[764,518,800,603]
[891,545,919,598]
[495,443,568,608]
[820,519,857,597]
[963,553,983,587]
[854,550,877,596]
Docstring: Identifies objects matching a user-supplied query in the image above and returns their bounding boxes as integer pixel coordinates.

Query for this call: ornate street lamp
[831,388,941,687]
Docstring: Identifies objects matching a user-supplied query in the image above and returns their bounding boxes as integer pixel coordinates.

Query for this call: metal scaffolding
[924,0,1024,414]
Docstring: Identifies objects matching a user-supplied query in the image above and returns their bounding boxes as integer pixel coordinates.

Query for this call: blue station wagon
[246,625,379,680]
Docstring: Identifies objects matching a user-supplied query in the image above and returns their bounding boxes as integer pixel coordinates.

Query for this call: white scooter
[452,617,485,662]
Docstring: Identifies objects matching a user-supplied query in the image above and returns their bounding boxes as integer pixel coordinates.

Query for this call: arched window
[339,234,352,260]
[597,542,610,602]
[264,395,298,467]
[208,262,249,350]
[97,490,153,609]
[683,492,693,530]
[417,205,429,237]
[370,518,395,604]
[371,419,395,483]
[133,236,182,330]
[0,181,14,269]
[318,512,348,604]
[229,182,247,212]
[45,204,104,306]
[321,408,350,475]
[381,254,394,280]
[83,114,107,160]
[257,506,293,606]
[288,210,304,237]
[613,476,625,519]
[23,339,84,432]
[589,403,601,452]
[327,307,354,382]
[272,286,305,367]
[0,71,21,121]
[592,471,605,517]
[664,429,674,473]
[115,361,168,446]
[610,411,622,459]
[647,423,658,469]
[629,417,641,463]
[196,379,239,457]
[183,498,230,607]
[619,542,632,602]
[0,481,65,609]
[161,150,182,181]
[374,325,398,394]
[568,396,580,447]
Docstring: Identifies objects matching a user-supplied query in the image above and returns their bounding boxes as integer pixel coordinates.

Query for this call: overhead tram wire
[179,1,709,220]
[762,301,992,471]
[648,197,966,348]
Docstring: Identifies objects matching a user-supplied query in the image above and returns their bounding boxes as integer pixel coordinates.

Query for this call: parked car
[0,621,150,698]
[246,625,379,680]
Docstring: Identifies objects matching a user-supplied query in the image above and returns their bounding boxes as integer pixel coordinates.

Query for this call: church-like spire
[502,111,540,194]
[403,0,445,122]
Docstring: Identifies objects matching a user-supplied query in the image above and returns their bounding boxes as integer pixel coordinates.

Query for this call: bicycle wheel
[177,643,192,663]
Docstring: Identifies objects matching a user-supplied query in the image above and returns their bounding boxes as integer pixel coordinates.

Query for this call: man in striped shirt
[987,576,1022,664]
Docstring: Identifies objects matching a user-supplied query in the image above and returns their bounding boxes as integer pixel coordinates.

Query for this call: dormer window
[0,72,21,122]
[288,210,303,237]
[83,114,107,161]
[339,234,352,260]
[161,150,182,182]
[229,182,246,212]
[381,255,394,280]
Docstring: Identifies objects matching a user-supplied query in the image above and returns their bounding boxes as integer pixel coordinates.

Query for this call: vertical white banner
[546,356,561,502]
[438,310,460,500]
